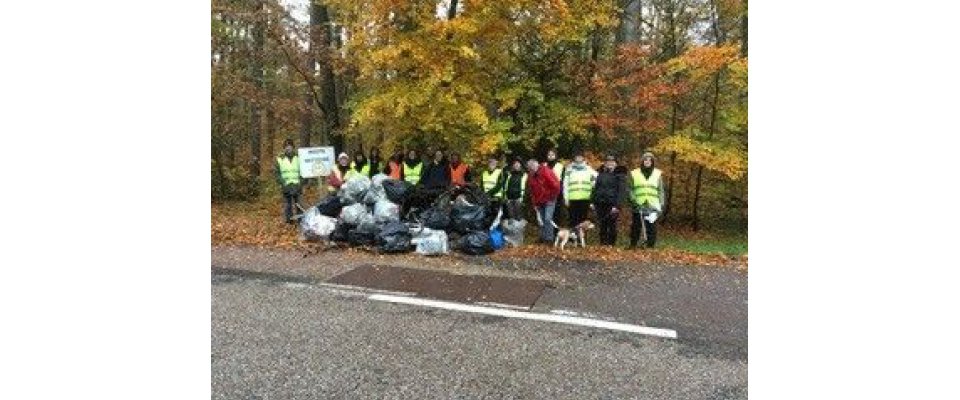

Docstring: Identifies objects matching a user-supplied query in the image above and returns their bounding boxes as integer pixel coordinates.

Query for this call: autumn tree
[211,0,748,232]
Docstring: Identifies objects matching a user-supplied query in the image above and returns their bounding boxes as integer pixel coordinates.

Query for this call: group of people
[273,139,665,249]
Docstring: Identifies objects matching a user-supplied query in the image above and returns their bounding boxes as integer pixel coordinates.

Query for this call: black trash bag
[348,222,380,247]
[382,179,414,205]
[376,221,413,253]
[315,196,343,217]
[420,207,451,231]
[459,230,493,255]
[450,203,487,234]
[408,185,448,210]
[450,184,491,208]
[329,222,354,243]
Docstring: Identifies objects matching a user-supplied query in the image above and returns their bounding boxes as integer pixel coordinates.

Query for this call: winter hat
[641,151,655,160]
[338,152,349,161]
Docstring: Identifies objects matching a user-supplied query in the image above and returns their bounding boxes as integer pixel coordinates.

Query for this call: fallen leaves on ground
[212,199,746,269]
[490,245,745,269]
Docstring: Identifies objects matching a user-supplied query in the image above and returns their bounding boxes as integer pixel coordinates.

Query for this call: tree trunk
[664,151,677,220]
[692,165,703,230]
[299,0,316,147]
[299,96,313,147]
[617,0,640,44]
[265,105,275,162]
[313,2,342,150]
[248,0,264,177]
[446,0,459,20]
[740,2,747,57]
[663,97,679,221]
[691,0,725,231]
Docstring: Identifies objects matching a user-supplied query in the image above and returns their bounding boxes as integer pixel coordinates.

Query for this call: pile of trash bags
[300,173,526,256]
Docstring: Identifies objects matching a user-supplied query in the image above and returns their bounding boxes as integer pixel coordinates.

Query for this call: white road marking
[475,301,531,311]
[368,294,678,339]
[550,309,609,319]
[315,282,417,297]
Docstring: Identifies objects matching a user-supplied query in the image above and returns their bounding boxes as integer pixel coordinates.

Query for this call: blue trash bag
[489,228,505,250]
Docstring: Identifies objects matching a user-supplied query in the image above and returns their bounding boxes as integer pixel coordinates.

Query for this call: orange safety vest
[450,163,469,186]
[387,161,402,180]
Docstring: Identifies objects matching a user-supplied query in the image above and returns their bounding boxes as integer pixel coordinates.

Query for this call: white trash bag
[356,210,376,227]
[338,175,371,205]
[339,203,370,226]
[363,173,389,204]
[300,207,337,241]
[373,198,400,224]
[371,173,389,188]
[500,218,527,247]
[410,225,449,256]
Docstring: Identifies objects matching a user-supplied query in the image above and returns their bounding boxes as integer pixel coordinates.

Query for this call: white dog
[553,220,596,250]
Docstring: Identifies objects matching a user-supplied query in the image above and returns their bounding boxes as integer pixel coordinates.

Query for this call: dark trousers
[567,200,591,228]
[630,209,657,247]
[595,203,619,245]
[283,193,300,223]
[552,195,565,235]
[504,198,524,220]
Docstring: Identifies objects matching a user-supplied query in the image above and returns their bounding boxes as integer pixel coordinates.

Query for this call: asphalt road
[212,265,747,399]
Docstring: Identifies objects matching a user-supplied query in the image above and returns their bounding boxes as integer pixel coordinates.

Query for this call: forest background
[211,0,747,250]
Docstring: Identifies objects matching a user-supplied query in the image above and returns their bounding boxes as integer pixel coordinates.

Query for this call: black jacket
[591,166,626,206]
[420,159,451,188]
[367,158,381,177]
[504,170,526,200]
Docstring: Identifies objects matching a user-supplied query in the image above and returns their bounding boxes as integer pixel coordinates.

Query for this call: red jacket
[527,164,561,206]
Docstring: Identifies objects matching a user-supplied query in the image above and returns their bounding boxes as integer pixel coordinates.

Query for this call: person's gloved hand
[644,212,659,223]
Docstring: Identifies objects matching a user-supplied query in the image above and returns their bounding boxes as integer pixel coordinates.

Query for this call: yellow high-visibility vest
[481,168,504,198]
[277,156,300,186]
[347,162,370,180]
[404,162,422,185]
[630,168,662,210]
[566,168,594,201]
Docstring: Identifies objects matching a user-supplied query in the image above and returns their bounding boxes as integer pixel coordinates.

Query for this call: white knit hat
[338,152,349,160]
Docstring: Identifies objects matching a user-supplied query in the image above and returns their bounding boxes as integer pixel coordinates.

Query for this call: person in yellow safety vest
[481,155,506,220]
[502,158,528,220]
[402,149,423,185]
[627,151,667,249]
[562,150,598,229]
[347,150,370,180]
[545,148,566,236]
[481,155,506,199]
[273,139,303,224]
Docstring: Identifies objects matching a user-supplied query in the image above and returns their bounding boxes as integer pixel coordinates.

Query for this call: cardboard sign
[298,146,335,178]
